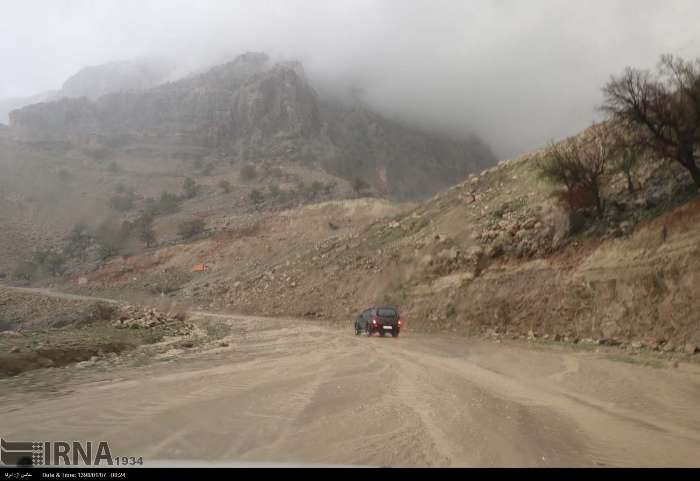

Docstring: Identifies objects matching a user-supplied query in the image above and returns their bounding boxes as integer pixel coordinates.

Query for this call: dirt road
[1,285,122,304]
[1,289,700,466]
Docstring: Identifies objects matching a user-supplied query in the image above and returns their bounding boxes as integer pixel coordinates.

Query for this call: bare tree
[135,214,156,247]
[177,219,206,239]
[182,177,199,199]
[575,123,616,215]
[218,179,232,194]
[539,138,581,211]
[539,123,615,216]
[351,176,369,195]
[615,147,640,194]
[602,54,700,189]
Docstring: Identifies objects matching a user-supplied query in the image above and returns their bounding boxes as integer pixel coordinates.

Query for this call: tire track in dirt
[377,337,700,467]
[2,287,700,467]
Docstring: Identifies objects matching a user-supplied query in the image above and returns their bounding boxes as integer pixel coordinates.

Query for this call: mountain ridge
[8,52,496,199]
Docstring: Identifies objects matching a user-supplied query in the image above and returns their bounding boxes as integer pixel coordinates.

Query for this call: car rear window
[377,308,397,317]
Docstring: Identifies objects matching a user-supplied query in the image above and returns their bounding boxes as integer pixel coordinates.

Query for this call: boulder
[522,217,538,230]
[37,357,54,368]
[619,221,634,235]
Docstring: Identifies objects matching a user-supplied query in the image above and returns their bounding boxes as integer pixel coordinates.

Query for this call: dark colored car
[354,306,402,337]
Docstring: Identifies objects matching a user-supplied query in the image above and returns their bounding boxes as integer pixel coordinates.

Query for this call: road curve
[1,288,699,467]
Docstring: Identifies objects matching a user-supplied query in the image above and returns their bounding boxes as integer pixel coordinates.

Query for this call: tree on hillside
[539,138,582,212]
[602,54,700,190]
[110,190,136,212]
[268,183,281,198]
[615,147,640,195]
[201,162,215,176]
[31,250,66,276]
[310,181,324,198]
[182,177,199,199]
[540,123,615,216]
[573,123,616,215]
[218,179,232,194]
[240,164,257,182]
[95,219,128,260]
[177,218,206,239]
[64,222,92,259]
[352,176,369,195]
[13,260,37,281]
[249,189,264,206]
[157,191,181,214]
[323,181,337,195]
[135,214,156,247]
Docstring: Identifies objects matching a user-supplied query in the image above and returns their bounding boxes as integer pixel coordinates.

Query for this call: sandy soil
[1,293,699,467]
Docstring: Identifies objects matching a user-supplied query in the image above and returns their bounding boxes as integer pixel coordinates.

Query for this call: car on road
[354,306,402,337]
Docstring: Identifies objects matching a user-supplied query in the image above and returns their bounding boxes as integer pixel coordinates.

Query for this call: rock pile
[112,307,185,329]
[477,211,552,258]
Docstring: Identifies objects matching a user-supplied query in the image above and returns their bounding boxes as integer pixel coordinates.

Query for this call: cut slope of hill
[64,140,700,351]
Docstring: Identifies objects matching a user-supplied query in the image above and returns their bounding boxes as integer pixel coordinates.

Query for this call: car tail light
[397,318,402,326]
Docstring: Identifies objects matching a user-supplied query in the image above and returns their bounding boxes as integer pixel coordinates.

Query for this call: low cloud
[1,0,699,158]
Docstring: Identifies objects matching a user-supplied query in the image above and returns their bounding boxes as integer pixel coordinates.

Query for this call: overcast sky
[1,0,699,158]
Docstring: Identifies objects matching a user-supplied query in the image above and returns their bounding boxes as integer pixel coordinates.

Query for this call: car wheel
[391,329,399,338]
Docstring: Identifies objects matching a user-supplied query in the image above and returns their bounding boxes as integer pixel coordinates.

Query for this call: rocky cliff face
[9,52,495,199]
[9,53,317,145]
[317,100,495,198]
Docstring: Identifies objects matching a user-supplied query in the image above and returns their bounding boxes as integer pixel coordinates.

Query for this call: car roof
[361,306,399,314]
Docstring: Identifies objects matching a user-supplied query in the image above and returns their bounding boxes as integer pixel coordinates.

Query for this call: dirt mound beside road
[0,294,194,377]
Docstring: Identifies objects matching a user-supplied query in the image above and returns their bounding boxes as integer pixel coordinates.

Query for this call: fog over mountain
[2,0,699,158]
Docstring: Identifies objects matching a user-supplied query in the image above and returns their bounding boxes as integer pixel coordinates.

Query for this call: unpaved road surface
[1,285,122,303]
[1,289,700,467]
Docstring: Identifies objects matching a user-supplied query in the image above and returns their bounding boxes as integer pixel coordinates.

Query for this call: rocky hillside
[65,134,700,353]
[8,52,495,199]
[0,128,359,276]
